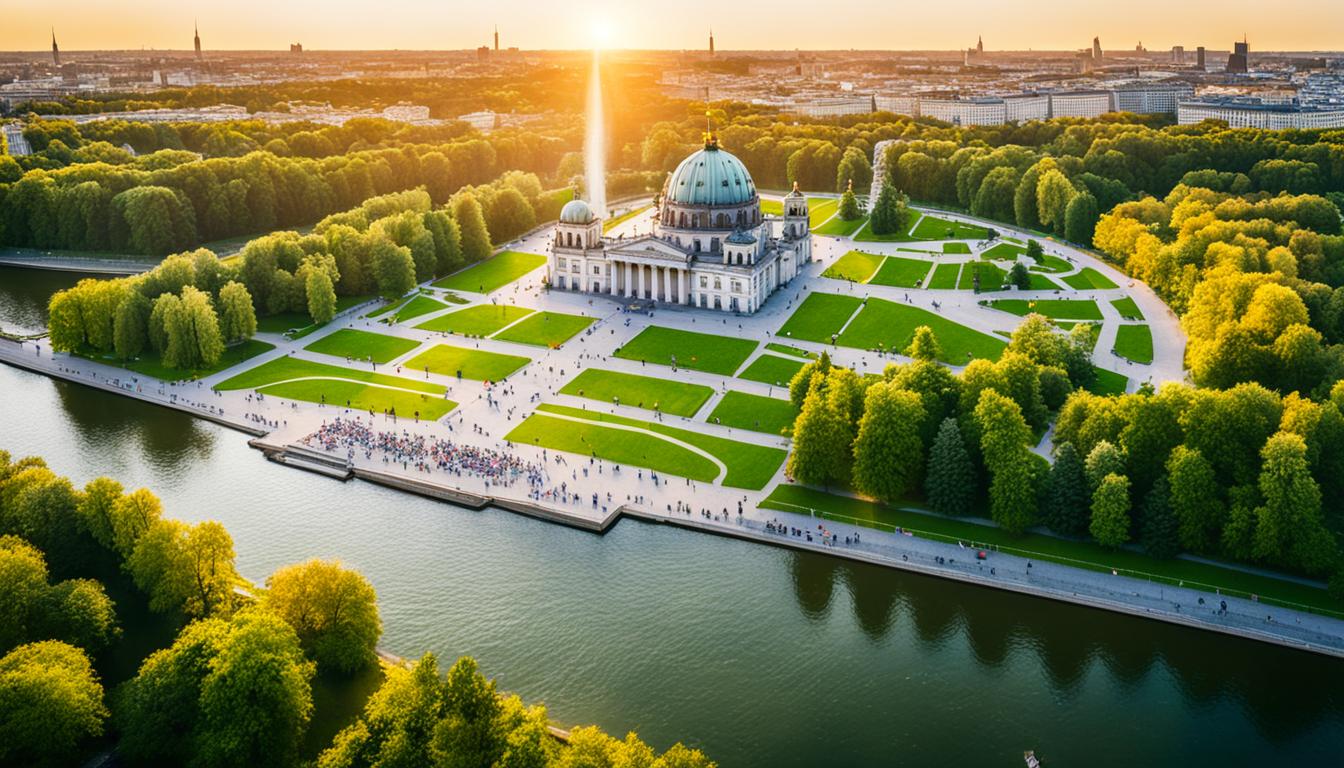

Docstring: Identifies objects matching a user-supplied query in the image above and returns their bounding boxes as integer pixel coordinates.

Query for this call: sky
[5,0,1342,52]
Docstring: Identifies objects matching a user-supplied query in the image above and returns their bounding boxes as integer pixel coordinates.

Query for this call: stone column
[625,262,634,298]
[681,269,690,305]
[636,264,644,299]
[662,268,671,303]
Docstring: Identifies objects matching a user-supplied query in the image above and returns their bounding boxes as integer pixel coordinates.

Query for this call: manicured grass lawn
[432,251,547,293]
[777,292,862,342]
[404,344,531,381]
[560,369,712,416]
[707,391,798,435]
[507,413,720,482]
[1026,273,1065,291]
[603,206,652,233]
[1113,324,1154,364]
[259,379,455,420]
[760,485,1342,617]
[759,199,783,216]
[868,256,933,288]
[1111,297,1144,320]
[216,356,444,395]
[981,242,1025,261]
[838,297,1006,363]
[535,404,786,489]
[1029,252,1073,273]
[304,329,420,364]
[257,295,374,337]
[415,304,533,336]
[737,354,807,386]
[823,250,884,282]
[852,218,915,243]
[808,197,839,229]
[613,326,758,375]
[1088,366,1129,396]
[493,311,594,347]
[989,299,1102,321]
[957,262,1006,291]
[114,339,275,381]
[1062,267,1119,290]
[910,214,990,240]
[942,242,971,255]
[927,263,962,290]
[813,215,866,236]
[764,342,816,359]
[388,295,447,324]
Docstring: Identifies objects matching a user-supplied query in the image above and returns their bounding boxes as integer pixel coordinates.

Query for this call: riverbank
[4,336,1342,659]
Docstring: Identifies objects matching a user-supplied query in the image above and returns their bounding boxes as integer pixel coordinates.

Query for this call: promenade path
[7,206,1338,657]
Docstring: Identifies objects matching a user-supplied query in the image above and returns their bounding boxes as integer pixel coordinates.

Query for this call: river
[1,265,1341,766]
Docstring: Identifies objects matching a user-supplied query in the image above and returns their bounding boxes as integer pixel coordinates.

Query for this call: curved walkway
[535,409,729,483]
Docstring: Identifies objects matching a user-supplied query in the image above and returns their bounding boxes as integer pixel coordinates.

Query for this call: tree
[0,536,50,654]
[869,180,909,236]
[1253,432,1335,573]
[0,640,107,767]
[217,281,257,344]
[318,653,445,768]
[835,146,872,193]
[1140,476,1180,558]
[975,389,1038,533]
[113,291,151,360]
[306,268,337,325]
[1084,440,1125,492]
[1064,191,1099,245]
[109,487,162,560]
[905,325,941,362]
[76,476,123,551]
[1008,262,1031,290]
[1025,239,1043,264]
[838,182,862,221]
[786,377,854,487]
[851,383,925,502]
[1090,473,1131,548]
[263,559,382,675]
[128,518,238,618]
[1035,168,1075,235]
[925,417,975,516]
[46,288,87,353]
[1166,445,1225,553]
[1042,442,1089,537]
[788,351,832,409]
[147,292,179,355]
[163,286,224,371]
[452,193,493,264]
[371,240,416,300]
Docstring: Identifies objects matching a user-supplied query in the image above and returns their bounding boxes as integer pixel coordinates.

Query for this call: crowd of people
[304,417,547,488]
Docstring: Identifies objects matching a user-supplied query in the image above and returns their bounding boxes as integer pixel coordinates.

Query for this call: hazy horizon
[5,0,1342,53]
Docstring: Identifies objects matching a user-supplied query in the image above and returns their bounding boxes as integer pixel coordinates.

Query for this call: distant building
[1049,91,1112,119]
[785,96,873,118]
[709,28,715,56]
[290,42,303,54]
[457,110,499,131]
[1093,36,1103,61]
[1197,46,1206,70]
[1227,38,1249,73]
[1172,46,1184,65]
[1004,94,1049,122]
[52,30,60,67]
[194,23,202,60]
[1178,98,1344,129]
[1111,83,1194,114]
[476,46,490,62]
[494,25,499,52]
[873,94,918,116]
[919,97,1006,126]
[965,36,985,66]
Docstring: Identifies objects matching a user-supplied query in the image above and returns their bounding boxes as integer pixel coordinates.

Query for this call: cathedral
[548,139,811,313]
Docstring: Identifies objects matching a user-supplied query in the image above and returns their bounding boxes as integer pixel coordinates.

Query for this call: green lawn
[603,206,652,232]
[838,296,1006,363]
[256,295,374,338]
[1026,273,1065,291]
[1029,252,1074,273]
[764,342,816,360]
[777,292,863,342]
[304,329,421,364]
[559,369,713,416]
[1113,325,1154,364]
[258,379,456,420]
[1111,297,1144,320]
[737,354,807,386]
[404,344,531,381]
[388,295,448,324]
[1088,366,1129,396]
[989,299,1103,321]
[927,263,962,290]
[535,404,786,489]
[981,242,1025,261]
[415,304,534,336]
[957,262,1007,291]
[822,250,884,282]
[432,251,547,293]
[1062,267,1119,290]
[761,485,1342,617]
[613,326,758,375]
[812,215,867,236]
[507,413,720,482]
[113,339,275,381]
[492,311,594,347]
[942,242,972,255]
[852,218,915,243]
[707,391,798,436]
[868,256,934,288]
[759,199,783,216]
[808,198,839,229]
[216,356,444,395]
[910,214,990,240]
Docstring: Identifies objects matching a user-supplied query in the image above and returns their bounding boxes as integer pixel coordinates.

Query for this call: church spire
[194,20,202,60]
[51,28,60,67]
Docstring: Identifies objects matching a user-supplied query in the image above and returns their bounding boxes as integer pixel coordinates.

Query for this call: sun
[589,18,614,49]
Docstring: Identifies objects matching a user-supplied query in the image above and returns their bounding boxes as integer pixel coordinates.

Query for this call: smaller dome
[727,229,757,245]
[560,199,593,224]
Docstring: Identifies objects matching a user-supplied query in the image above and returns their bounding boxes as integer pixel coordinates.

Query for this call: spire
[51,28,60,67]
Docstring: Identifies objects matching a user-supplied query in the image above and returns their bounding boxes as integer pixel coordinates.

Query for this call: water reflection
[788,550,839,620]
[52,377,217,472]
[0,267,96,335]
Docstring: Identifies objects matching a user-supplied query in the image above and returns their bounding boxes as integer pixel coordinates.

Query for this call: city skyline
[6,0,1344,52]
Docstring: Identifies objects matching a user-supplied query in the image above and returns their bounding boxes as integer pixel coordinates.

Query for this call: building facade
[1111,83,1194,114]
[1048,91,1113,118]
[1177,99,1344,129]
[548,142,810,313]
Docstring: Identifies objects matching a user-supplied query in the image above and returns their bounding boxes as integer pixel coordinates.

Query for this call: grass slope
[838,296,1006,363]
[737,354,807,386]
[415,305,533,336]
[114,339,275,381]
[432,251,547,293]
[1062,267,1119,290]
[559,369,713,416]
[822,250,884,282]
[707,391,798,435]
[404,344,531,381]
[304,329,420,364]
[1113,325,1154,364]
[493,311,594,347]
[508,413,720,482]
[868,256,934,288]
[259,379,456,420]
[614,326,758,375]
[927,263,962,290]
[217,356,444,394]
[777,292,862,342]
[989,299,1102,321]
[1111,297,1144,320]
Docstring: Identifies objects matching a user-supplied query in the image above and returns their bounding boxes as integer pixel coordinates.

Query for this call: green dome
[666,145,756,206]
[559,199,593,224]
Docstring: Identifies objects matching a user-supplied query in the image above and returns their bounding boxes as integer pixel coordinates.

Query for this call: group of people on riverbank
[304,417,546,487]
